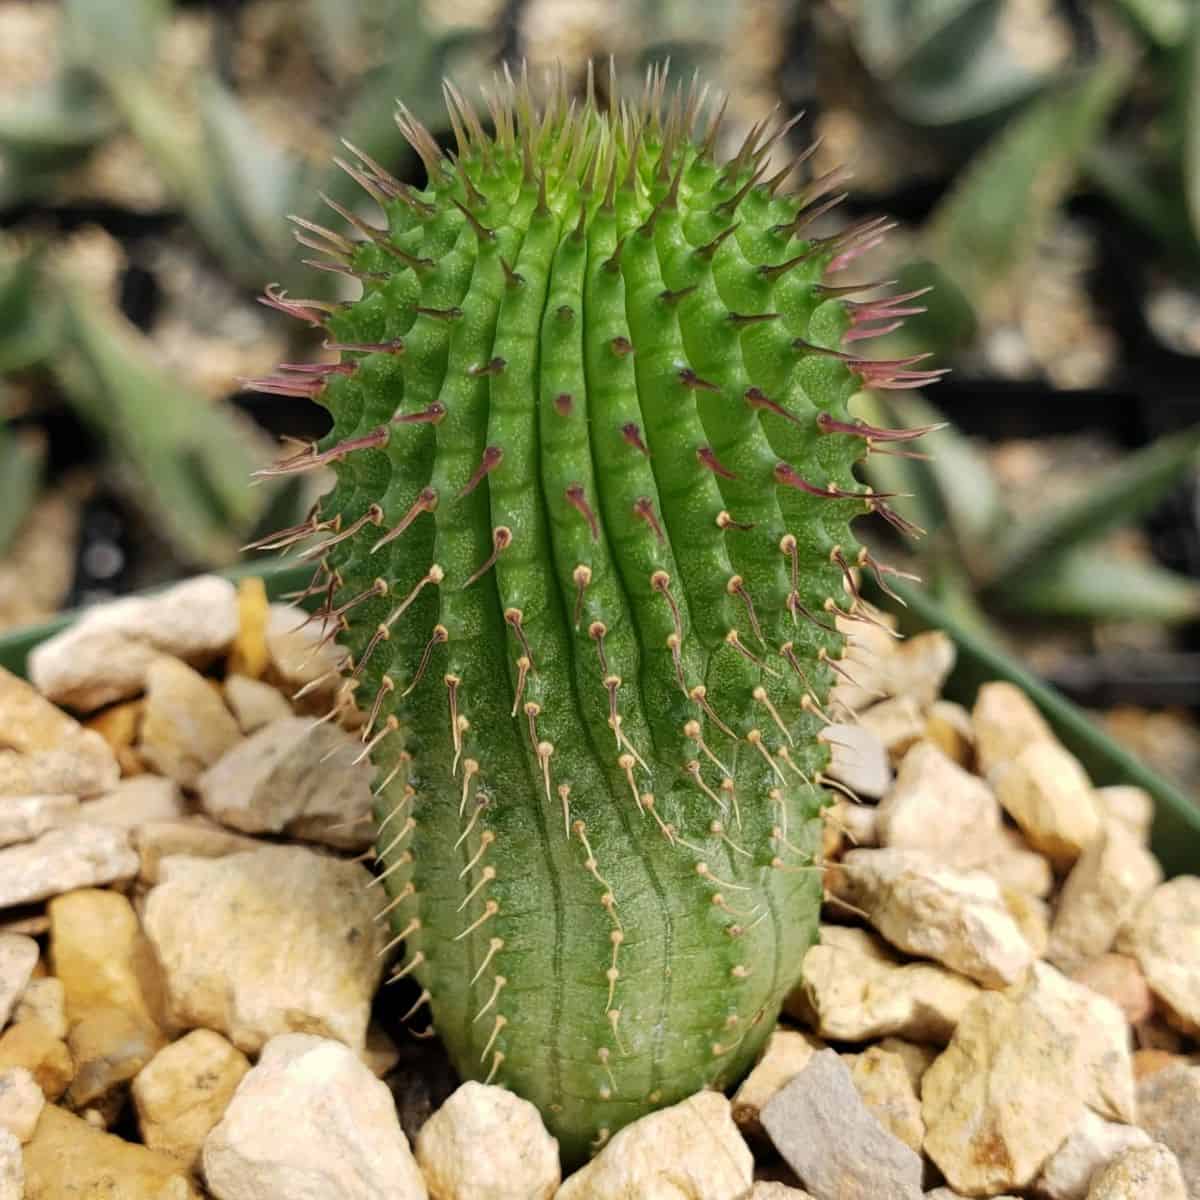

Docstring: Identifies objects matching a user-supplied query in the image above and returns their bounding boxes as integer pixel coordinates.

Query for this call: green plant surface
[925,57,1131,315]
[242,68,957,1160]
[52,293,277,565]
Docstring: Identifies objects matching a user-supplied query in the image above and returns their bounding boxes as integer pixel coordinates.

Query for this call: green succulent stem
[259,67,921,1162]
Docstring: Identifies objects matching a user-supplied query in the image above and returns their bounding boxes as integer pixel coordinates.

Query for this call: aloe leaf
[985,423,1200,588]
[926,58,1131,310]
[0,250,63,373]
[879,577,1200,877]
[999,548,1200,624]
[1112,0,1190,48]
[61,0,171,73]
[53,293,277,565]
[196,76,298,270]
[852,0,1048,126]
[0,424,45,558]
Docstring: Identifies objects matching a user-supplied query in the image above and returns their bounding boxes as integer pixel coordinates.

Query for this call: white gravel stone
[223,674,292,734]
[131,818,263,884]
[976,826,1055,898]
[1036,1109,1151,1200]
[0,1129,20,1200]
[0,937,37,1029]
[857,696,927,763]
[138,657,241,788]
[197,717,374,849]
[761,1049,923,1200]
[1116,876,1200,1036]
[1086,1143,1187,1200]
[12,978,66,1040]
[73,775,185,829]
[876,741,999,865]
[0,667,119,797]
[415,1081,559,1200]
[0,794,78,848]
[818,724,891,800]
[972,680,1056,780]
[878,630,956,708]
[0,823,136,909]
[556,1091,752,1200]
[133,1029,250,1172]
[1134,1064,1200,1199]
[1012,963,1137,1125]
[202,1034,427,1200]
[836,848,1036,987]
[844,1044,924,1154]
[0,1066,43,1142]
[1047,825,1161,972]
[142,845,386,1055]
[1094,786,1154,845]
[992,741,1102,868]
[922,989,1084,1195]
[787,925,979,1044]
[28,575,239,711]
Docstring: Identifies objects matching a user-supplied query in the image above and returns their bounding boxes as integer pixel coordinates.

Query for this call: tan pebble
[876,741,999,866]
[1094,785,1153,845]
[1132,1049,1183,1081]
[992,741,1102,869]
[12,979,66,1040]
[923,990,1083,1195]
[787,926,979,1044]
[0,1019,74,1101]
[49,888,164,1032]
[132,1028,249,1172]
[557,1091,752,1200]
[141,846,387,1055]
[132,818,262,884]
[836,848,1036,988]
[1087,1142,1187,1199]
[972,680,1056,780]
[23,1101,200,1197]
[1070,955,1154,1026]
[1116,877,1200,1037]
[857,696,926,763]
[416,1080,561,1199]
[1048,826,1161,972]
[924,699,974,766]
[223,673,292,734]
[879,630,955,708]
[27,574,238,711]
[84,700,143,771]
[1001,888,1050,959]
[137,657,241,787]
[845,1045,924,1153]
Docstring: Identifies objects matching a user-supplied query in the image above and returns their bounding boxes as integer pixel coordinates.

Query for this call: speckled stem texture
[256,65,933,1163]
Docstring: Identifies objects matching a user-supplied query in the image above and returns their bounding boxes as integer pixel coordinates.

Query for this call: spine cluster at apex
[246,63,939,1164]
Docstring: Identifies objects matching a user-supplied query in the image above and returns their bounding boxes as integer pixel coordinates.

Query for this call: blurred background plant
[1,0,1198,790]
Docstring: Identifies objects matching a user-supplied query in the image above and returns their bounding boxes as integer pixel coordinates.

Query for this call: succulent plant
[251,65,938,1161]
